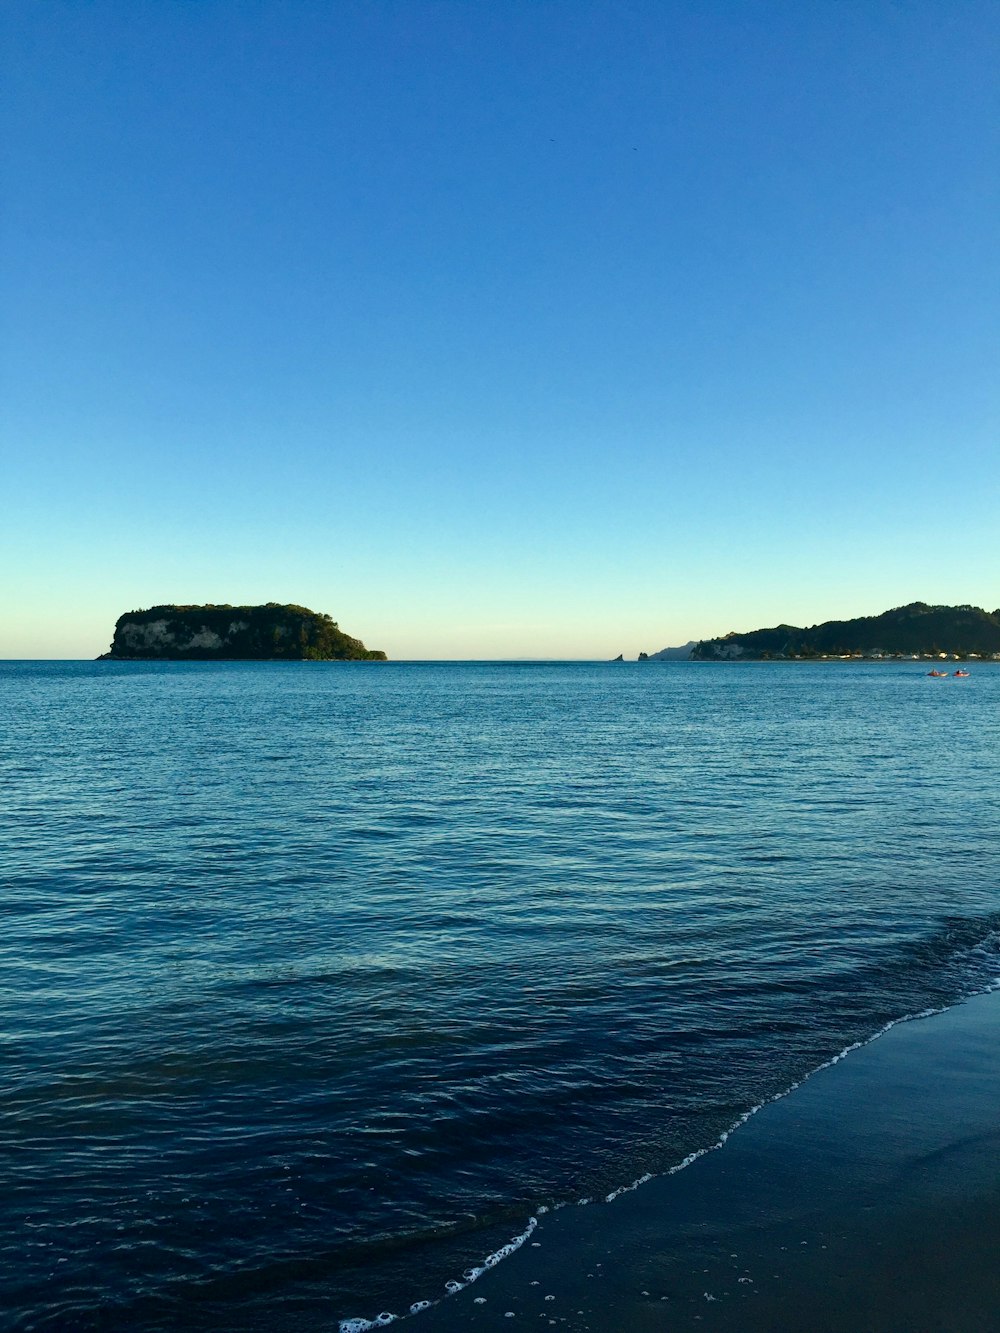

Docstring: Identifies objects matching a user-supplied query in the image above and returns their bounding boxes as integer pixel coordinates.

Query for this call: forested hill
[99,604,387,661]
[692,603,1000,660]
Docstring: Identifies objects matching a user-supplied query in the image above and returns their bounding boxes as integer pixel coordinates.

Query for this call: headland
[642,602,1000,662]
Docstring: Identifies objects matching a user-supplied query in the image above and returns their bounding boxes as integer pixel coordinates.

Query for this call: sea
[3,659,999,1331]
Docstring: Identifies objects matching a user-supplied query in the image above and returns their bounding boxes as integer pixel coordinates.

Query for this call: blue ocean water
[3,660,999,1331]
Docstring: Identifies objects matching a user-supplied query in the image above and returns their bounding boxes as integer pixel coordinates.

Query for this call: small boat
[953,669,970,677]
[927,670,948,677]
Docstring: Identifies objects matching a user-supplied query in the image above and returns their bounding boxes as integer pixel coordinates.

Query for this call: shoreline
[389,988,1000,1332]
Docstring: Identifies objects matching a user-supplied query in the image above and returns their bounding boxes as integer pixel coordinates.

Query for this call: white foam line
[604,1172,653,1203]
[340,1313,398,1332]
[338,1217,539,1332]
[342,986,1000,1332]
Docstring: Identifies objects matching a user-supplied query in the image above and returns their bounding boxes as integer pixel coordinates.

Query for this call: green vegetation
[691,603,1000,660]
[99,603,387,661]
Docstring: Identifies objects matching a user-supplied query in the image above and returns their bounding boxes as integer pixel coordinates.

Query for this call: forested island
[678,603,1000,661]
[98,604,387,661]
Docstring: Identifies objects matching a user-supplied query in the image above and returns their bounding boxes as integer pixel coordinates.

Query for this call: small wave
[340,1013,939,1330]
[339,924,1000,1331]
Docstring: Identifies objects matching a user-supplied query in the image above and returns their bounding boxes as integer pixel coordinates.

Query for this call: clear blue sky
[2,0,997,658]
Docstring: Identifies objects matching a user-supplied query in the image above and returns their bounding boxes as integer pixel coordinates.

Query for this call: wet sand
[415,989,1000,1332]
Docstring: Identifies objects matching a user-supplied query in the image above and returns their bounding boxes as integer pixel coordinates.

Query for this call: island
[97,604,387,661]
[676,602,1000,661]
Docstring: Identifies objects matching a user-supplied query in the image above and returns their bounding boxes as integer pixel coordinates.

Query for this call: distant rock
[98,604,387,661]
[611,653,624,662]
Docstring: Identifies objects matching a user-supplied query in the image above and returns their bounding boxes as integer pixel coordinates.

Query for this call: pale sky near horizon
[2,1,998,659]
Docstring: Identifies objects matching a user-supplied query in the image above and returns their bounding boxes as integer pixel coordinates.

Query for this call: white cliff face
[119,619,174,651]
[118,619,249,654]
[711,641,746,659]
[182,628,226,651]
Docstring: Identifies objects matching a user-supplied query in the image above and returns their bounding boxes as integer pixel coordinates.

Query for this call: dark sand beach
[416,989,1000,1332]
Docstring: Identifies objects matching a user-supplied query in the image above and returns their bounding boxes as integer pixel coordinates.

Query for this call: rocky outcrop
[98,604,387,661]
